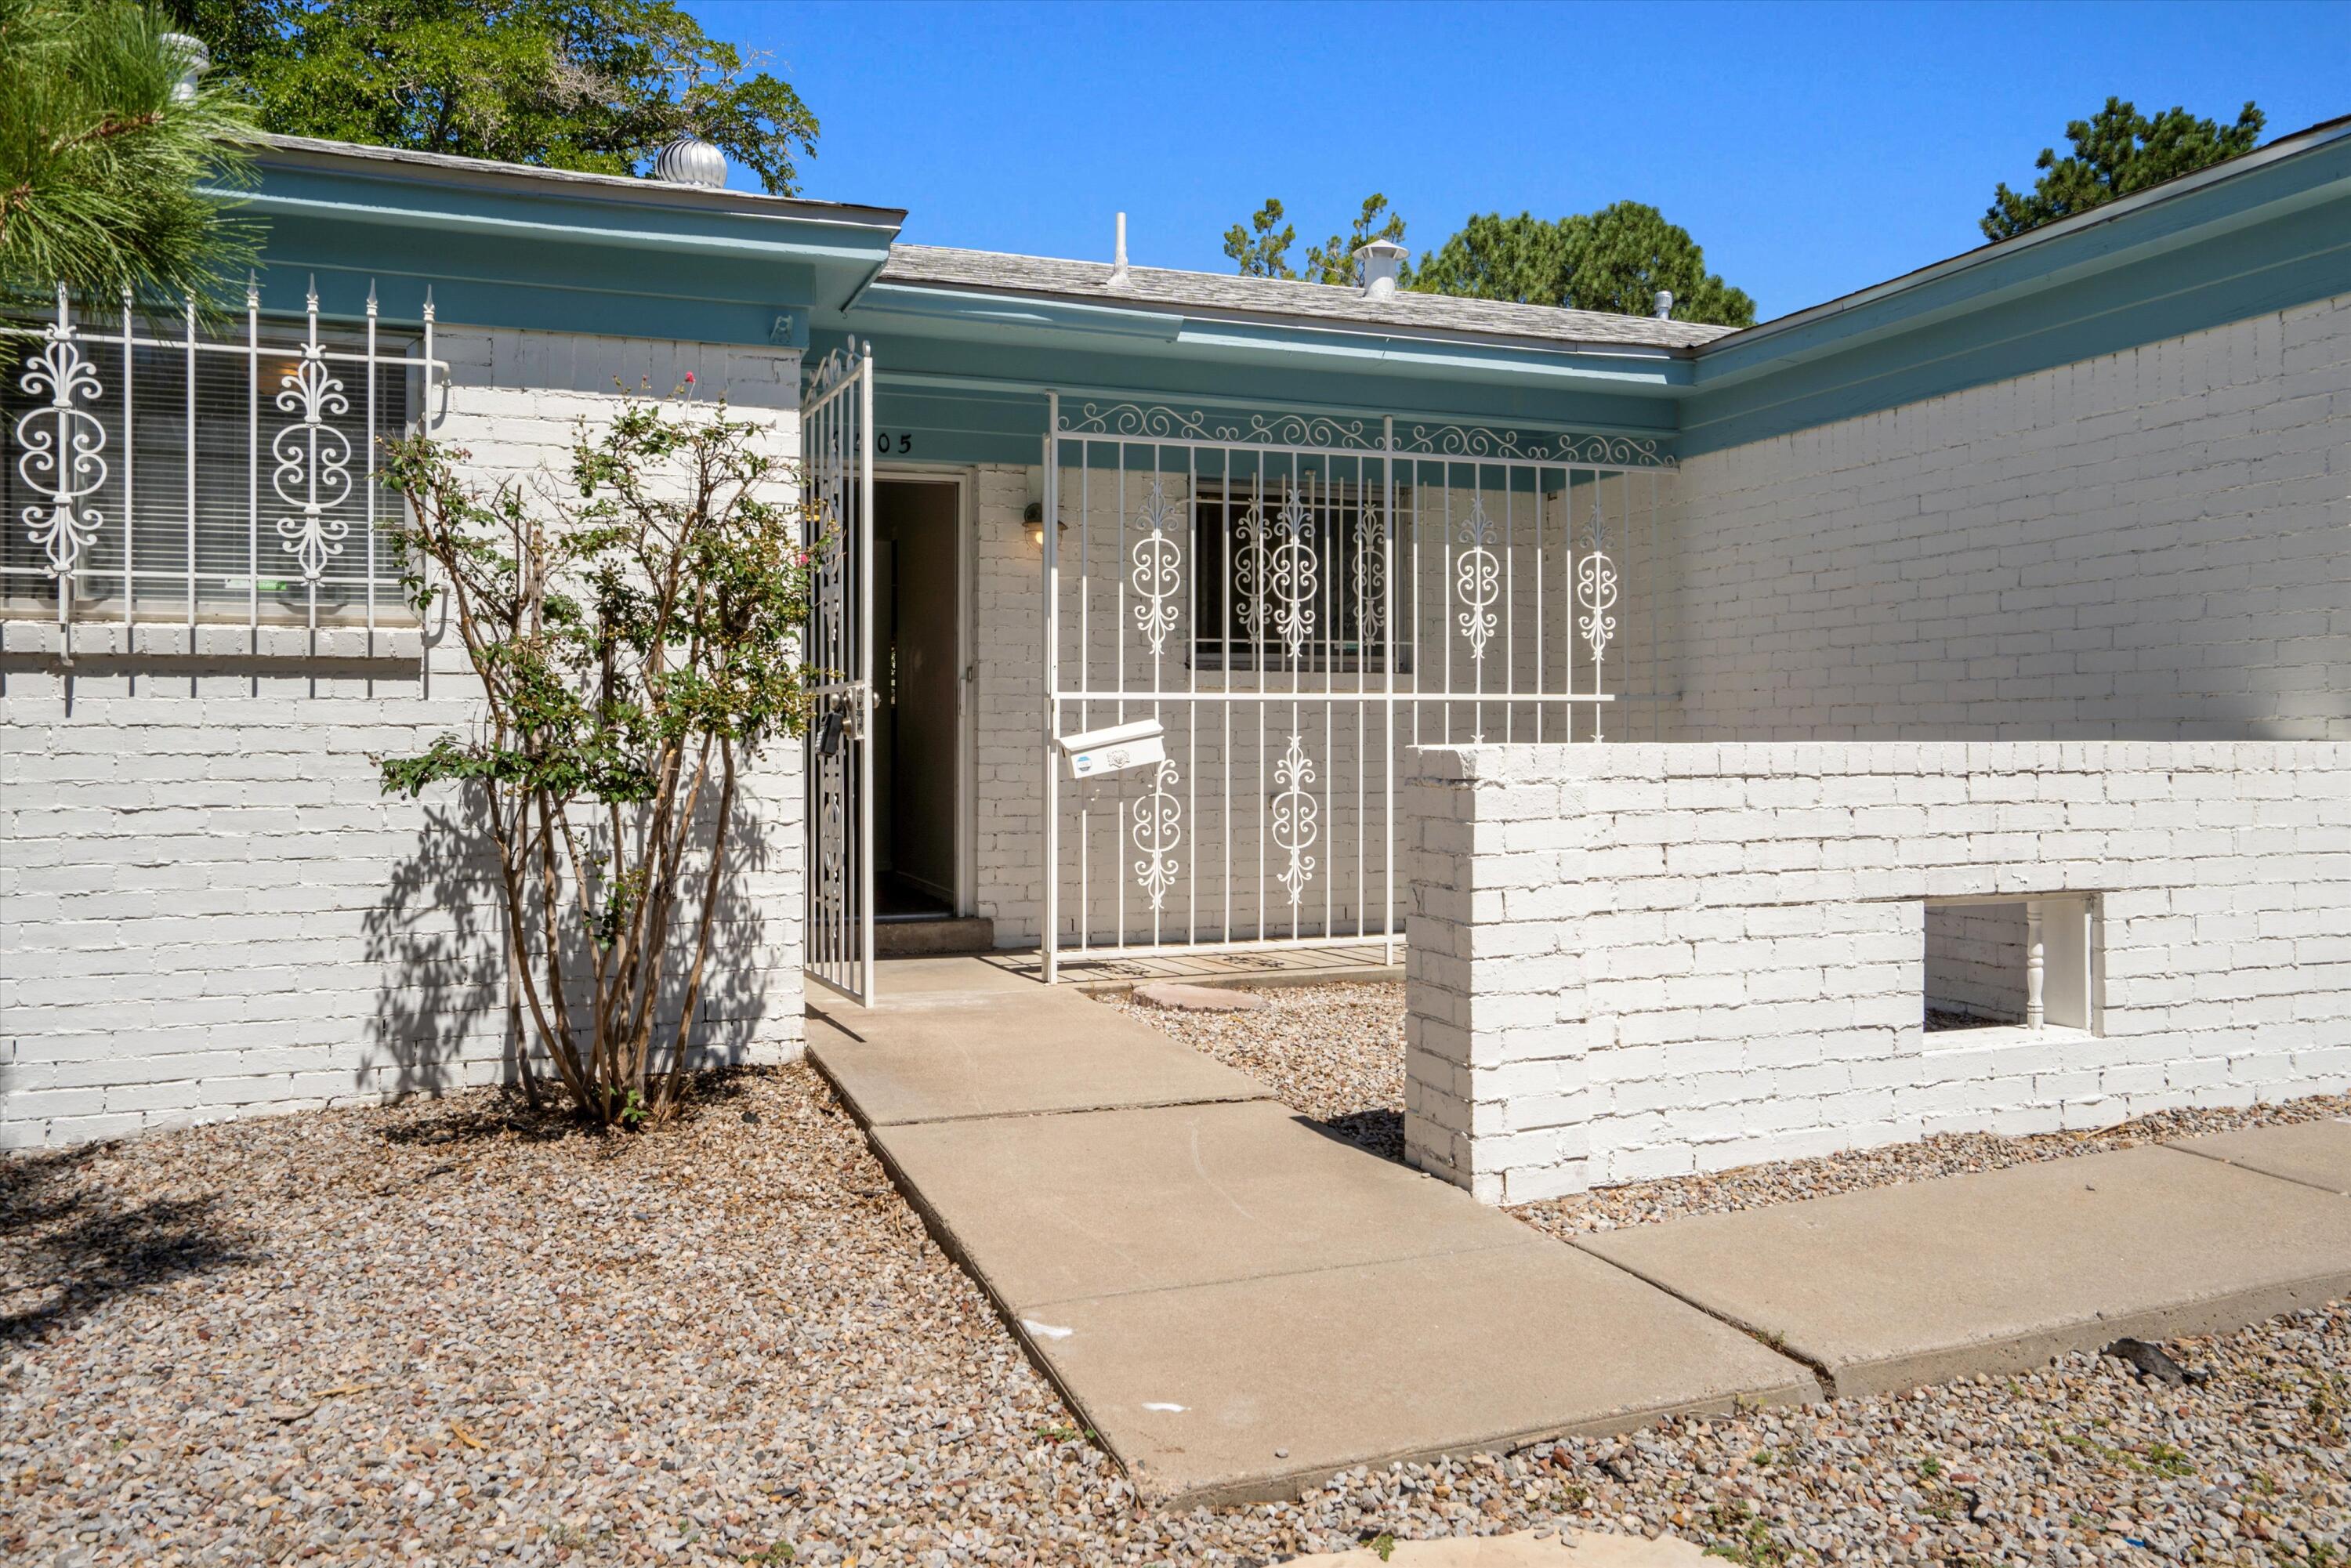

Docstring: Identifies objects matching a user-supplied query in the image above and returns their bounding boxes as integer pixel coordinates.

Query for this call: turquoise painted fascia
[844,284,1691,397]
[1681,121,2351,453]
[215,143,902,348]
[1682,193,2351,453]
[252,211,818,346]
[827,326,1682,469]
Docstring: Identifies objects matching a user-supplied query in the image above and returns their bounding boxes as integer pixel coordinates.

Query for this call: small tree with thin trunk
[379,393,818,1128]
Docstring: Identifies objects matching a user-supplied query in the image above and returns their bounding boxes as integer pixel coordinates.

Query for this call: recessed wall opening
[1923,896,2097,1035]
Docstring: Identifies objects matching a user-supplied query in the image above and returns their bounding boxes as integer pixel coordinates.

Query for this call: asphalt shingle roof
[877,244,1737,352]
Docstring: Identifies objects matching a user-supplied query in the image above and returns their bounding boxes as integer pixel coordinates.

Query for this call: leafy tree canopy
[1408,202,1755,328]
[1223,194,1404,286]
[1,0,259,309]
[179,0,819,194]
[1982,96,2264,241]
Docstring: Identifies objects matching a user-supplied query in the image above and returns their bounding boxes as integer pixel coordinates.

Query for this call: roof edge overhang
[846,281,1695,396]
[1694,112,2351,386]
[246,134,907,231]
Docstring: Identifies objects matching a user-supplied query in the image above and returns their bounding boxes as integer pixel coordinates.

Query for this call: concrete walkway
[806,961,1812,1507]
[809,961,2351,1505]
[1585,1122,2351,1397]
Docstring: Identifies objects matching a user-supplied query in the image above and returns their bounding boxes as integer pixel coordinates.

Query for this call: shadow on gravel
[0,1147,255,1345]
[1295,1108,1406,1165]
[376,1068,763,1150]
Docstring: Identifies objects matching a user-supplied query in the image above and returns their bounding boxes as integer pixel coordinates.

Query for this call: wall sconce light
[1025,501,1065,548]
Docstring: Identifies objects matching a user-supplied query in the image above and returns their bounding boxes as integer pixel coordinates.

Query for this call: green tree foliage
[379,394,818,1128]
[1408,202,1755,327]
[179,0,820,194]
[1398,211,1567,305]
[0,0,259,309]
[1223,193,1404,285]
[1981,96,2264,241]
[1302,194,1404,286]
[1223,196,1298,279]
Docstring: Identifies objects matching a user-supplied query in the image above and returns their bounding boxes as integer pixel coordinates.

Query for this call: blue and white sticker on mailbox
[1058,719,1167,780]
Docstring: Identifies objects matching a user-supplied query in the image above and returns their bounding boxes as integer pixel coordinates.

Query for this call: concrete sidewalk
[806,961,1813,1506]
[810,962,2351,1505]
[1578,1124,2351,1397]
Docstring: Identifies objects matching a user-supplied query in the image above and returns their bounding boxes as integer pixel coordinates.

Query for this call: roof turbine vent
[160,32,209,103]
[1653,289,1675,320]
[654,135,727,189]
[1354,237,1408,298]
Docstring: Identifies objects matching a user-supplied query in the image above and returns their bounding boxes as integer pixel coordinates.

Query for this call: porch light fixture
[1024,501,1066,547]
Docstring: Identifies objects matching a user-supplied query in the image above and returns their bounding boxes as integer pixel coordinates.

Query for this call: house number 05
[872,432,913,454]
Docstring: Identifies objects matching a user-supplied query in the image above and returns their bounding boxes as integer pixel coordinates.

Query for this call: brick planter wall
[1404,741,2351,1203]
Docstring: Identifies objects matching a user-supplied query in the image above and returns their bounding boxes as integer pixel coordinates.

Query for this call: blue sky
[687,0,2351,324]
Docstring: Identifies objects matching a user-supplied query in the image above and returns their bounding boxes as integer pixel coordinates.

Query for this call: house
[3,114,2346,1181]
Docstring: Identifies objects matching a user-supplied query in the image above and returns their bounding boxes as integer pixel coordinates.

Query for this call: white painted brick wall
[0,328,806,1149]
[1668,294,2351,741]
[1405,741,2351,1203]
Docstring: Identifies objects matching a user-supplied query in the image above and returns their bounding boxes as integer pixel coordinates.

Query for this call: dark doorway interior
[872,480,959,922]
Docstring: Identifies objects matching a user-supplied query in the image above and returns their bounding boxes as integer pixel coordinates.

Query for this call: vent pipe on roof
[1354,237,1407,298]
[1653,289,1674,320]
[1107,212,1130,288]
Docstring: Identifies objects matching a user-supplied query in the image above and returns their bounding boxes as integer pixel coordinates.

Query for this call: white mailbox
[1057,718,1167,780]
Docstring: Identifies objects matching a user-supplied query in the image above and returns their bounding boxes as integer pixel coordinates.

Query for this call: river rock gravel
[8,1030,2349,1564]
[1107,982,1407,1161]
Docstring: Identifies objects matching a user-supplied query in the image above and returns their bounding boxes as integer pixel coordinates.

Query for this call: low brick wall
[1404,742,2351,1203]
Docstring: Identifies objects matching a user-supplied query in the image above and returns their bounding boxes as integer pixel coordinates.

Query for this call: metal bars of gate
[800,343,877,1002]
[1039,399,1669,980]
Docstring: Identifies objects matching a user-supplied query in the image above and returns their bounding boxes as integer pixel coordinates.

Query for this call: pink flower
[683,371,696,384]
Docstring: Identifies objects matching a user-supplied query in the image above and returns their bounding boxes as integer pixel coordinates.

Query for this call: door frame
[872,465,976,918]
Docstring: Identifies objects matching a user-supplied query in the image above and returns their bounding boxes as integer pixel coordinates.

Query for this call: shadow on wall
[361,787,777,1101]
[0,1146,255,1345]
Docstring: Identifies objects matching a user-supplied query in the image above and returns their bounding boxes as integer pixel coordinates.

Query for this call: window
[1190,476,1405,673]
[2,304,415,628]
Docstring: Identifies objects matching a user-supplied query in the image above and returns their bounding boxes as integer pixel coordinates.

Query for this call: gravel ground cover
[9,1005,2350,1565]
[1110,980,2351,1237]
[1109,983,1407,1161]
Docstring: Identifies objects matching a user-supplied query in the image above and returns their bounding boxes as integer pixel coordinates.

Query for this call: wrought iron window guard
[2,278,445,663]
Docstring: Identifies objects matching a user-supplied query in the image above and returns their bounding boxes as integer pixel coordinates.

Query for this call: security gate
[1040,397,1672,980]
[802,344,876,1001]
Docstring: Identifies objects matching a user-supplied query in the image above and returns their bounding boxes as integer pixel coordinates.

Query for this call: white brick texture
[1404,741,2351,1203]
[1667,294,2351,741]
[1,328,806,1149]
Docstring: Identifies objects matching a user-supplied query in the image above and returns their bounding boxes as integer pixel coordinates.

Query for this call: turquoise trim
[846,283,1689,397]
[828,328,1679,445]
[208,122,2351,449]
[1683,186,2351,454]
[255,212,817,344]
[223,148,894,349]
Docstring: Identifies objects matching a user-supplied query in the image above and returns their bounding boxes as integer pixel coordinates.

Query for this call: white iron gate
[802,343,877,1002]
[1040,397,1672,980]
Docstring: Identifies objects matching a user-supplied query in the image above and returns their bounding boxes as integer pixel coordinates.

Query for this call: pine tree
[1982,97,2264,241]
[0,0,259,310]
